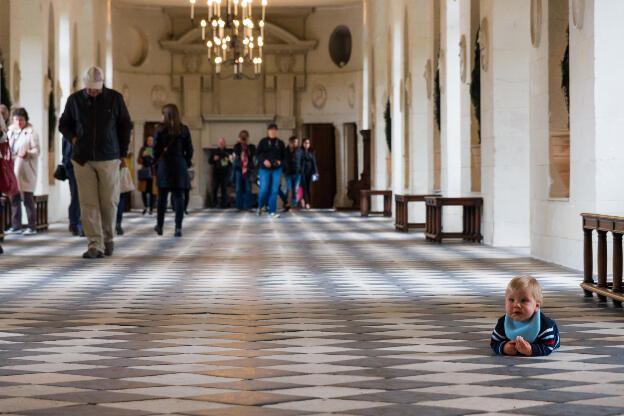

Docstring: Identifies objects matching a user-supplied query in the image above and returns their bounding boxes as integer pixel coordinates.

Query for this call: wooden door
[305,124,337,209]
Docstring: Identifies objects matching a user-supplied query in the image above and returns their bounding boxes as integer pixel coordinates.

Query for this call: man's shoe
[283,204,291,213]
[142,209,147,215]
[154,225,163,236]
[256,208,263,216]
[116,225,124,236]
[0,245,3,255]
[174,228,182,237]
[104,242,114,256]
[6,227,22,234]
[270,213,280,219]
[22,228,37,236]
[70,225,80,236]
[83,248,104,259]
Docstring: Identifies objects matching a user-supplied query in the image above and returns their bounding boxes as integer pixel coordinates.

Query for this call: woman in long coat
[7,107,40,235]
[137,135,157,215]
[153,104,193,237]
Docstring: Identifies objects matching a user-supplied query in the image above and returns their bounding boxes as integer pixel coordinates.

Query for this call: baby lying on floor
[491,275,560,356]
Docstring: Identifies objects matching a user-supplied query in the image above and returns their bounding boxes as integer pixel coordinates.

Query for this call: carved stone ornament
[183,54,200,73]
[459,35,467,83]
[424,59,432,99]
[404,72,412,107]
[572,0,585,29]
[311,84,327,109]
[151,85,168,108]
[478,18,489,72]
[347,82,356,109]
[530,0,542,47]
[12,62,21,103]
[277,55,295,73]
[121,84,130,107]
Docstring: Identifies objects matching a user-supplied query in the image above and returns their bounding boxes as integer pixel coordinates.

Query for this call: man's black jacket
[256,137,285,170]
[59,87,132,165]
[283,147,303,175]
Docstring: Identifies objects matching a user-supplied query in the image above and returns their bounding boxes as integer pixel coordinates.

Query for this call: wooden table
[581,213,624,306]
[360,190,392,217]
[425,197,483,242]
[395,194,438,232]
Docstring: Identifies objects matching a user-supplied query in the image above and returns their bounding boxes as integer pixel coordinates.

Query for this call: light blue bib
[504,309,541,343]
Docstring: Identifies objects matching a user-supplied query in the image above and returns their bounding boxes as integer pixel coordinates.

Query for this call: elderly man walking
[59,66,132,259]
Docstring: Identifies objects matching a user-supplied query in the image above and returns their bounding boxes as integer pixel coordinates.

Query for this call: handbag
[0,142,19,195]
[53,164,67,181]
[137,168,152,181]
[119,167,136,193]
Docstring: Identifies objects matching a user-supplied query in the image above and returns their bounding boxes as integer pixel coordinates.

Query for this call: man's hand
[263,160,272,168]
[72,137,77,145]
[515,337,532,356]
[120,158,127,169]
[502,341,517,355]
[276,160,281,166]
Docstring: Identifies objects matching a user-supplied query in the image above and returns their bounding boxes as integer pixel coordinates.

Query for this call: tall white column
[391,6,404,197]
[481,0,531,246]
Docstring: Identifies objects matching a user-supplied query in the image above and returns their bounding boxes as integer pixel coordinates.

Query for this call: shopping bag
[119,167,136,193]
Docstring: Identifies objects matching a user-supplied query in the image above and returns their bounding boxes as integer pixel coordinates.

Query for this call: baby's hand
[515,336,532,356]
[503,341,517,355]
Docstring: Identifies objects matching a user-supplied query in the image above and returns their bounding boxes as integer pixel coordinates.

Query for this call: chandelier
[189,0,267,79]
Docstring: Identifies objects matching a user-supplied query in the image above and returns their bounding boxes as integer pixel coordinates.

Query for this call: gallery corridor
[0,211,623,415]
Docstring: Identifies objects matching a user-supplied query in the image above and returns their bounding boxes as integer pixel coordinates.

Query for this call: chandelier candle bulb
[201,19,207,40]
[208,0,213,19]
[190,0,196,20]
[234,0,238,16]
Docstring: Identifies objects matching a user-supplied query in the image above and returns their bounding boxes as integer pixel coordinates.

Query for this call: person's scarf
[241,144,248,178]
[504,309,541,343]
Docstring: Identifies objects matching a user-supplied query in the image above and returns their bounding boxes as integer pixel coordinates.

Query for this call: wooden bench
[360,190,392,217]
[581,213,624,306]
[395,194,438,232]
[0,194,49,233]
[425,197,483,242]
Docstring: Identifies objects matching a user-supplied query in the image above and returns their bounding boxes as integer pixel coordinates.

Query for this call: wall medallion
[478,18,489,72]
[124,26,148,67]
[572,0,585,29]
[347,82,356,109]
[530,0,542,47]
[423,59,432,99]
[151,85,168,108]
[459,35,467,83]
[311,84,327,109]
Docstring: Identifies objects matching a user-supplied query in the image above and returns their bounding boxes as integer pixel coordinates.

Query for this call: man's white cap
[83,66,104,90]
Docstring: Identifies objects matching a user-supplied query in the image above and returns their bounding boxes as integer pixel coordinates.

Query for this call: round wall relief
[572,0,585,29]
[311,84,328,109]
[329,25,352,68]
[530,0,543,47]
[478,18,489,72]
[124,26,148,67]
[459,35,467,83]
[151,85,168,108]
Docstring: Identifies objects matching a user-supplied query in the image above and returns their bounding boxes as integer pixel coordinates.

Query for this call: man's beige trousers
[72,160,120,252]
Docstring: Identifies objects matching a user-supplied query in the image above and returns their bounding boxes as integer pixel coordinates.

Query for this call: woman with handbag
[300,138,318,210]
[6,108,40,235]
[137,135,157,215]
[153,104,193,237]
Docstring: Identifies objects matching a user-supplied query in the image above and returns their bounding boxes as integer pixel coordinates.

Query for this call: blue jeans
[280,174,301,206]
[67,167,82,228]
[235,170,252,210]
[258,167,282,214]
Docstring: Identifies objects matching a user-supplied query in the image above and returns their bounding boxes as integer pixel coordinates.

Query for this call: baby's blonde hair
[506,275,543,304]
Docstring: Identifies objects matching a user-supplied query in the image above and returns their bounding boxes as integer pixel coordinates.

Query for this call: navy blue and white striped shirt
[490,313,560,356]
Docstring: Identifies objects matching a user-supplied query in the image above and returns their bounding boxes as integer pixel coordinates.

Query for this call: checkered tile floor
[1,210,623,415]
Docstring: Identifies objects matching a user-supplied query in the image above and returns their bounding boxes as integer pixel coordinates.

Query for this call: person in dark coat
[300,138,318,210]
[256,123,285,218]
[232,130,256,211]
[62,136,84,236]
[137,135,157,215]
[209,137,231,208]
[279,136,303,211]
[153,104,193,237]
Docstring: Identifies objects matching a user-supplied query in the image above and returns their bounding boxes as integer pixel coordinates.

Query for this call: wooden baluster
[613,233,623,306]
[597,230,608,301]
[583,227,594,297]
[436,204,442,242]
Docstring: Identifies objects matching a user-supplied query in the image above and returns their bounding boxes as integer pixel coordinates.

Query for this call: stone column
[182,73,204,209]
[391,5,404,199]
[480,0,531,246]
